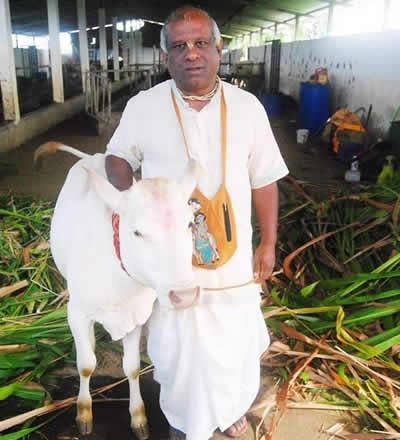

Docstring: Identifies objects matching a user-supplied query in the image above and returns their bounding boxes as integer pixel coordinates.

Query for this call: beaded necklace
[177,76,220,101]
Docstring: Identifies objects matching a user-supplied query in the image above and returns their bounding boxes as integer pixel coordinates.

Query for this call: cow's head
[85,161,199,308]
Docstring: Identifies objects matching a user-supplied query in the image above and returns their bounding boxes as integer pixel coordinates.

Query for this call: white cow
[35,142,199,439]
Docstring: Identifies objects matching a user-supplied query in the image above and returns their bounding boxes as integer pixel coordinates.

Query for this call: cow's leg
[68,305,96,435]
[122,326,149,440]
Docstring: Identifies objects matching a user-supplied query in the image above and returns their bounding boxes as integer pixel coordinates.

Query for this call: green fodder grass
[255,177,400,434]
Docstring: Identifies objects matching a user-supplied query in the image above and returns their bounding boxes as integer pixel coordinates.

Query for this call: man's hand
[253,241,276,282]
[105,155,133,191]
[252,182,279,282]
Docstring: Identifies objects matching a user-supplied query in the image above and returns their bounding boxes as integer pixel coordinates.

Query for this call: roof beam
[237,14,283,25]
[316,0,353,5]
[318,0,352,4]
[220,0,258,28]
[224,23,260,32]
[247,3,294,20]
[276,8,310,16]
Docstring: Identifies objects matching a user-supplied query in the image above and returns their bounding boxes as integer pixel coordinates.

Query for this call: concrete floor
[0,108,348,197]
[0,108,351,439]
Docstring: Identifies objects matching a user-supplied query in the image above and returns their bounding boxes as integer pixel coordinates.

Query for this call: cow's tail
[34,141,91,170]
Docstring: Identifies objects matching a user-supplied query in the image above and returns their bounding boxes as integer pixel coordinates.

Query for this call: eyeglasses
[168,39,214,53]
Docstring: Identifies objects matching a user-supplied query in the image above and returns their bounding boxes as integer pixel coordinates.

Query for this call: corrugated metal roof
[10,0,354,40]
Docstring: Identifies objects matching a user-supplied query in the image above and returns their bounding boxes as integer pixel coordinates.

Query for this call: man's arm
[105,155,133,191]
[252,182,279,282]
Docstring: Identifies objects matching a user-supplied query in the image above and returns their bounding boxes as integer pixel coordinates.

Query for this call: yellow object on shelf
[315,68,328,85]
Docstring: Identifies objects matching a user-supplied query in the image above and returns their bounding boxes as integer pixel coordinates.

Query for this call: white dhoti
[147,285,269,440]
[106,79,289,438]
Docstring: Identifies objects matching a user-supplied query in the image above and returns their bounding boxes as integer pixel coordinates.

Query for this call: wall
[226,30,400,136]
[279,30,400,135]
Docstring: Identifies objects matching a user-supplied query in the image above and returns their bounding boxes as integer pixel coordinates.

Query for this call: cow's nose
[168,286,200,309]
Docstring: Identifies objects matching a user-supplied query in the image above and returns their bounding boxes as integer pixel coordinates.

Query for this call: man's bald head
[160,5,221,53]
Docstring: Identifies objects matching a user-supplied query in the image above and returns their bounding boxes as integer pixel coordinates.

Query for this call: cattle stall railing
[84,68,153,134]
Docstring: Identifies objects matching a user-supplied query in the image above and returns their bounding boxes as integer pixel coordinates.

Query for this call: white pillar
[327,4,334,36]
[47,0,64,103]
[259,28,263,46]
[294,15,300,41]
[274,24,278,39]
[135,31,142,65]
[112,16,120,81]
[122,21,128,77]
[99,8,107,73]
[0,0,20,122]
[383,0,392,30]
[77,0,89,92]
[129,27,135,67]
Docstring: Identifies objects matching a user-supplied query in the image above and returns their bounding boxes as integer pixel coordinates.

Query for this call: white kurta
[106,80,288,439]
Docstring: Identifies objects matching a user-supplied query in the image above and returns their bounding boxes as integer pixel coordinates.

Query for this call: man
[105,6,288,439]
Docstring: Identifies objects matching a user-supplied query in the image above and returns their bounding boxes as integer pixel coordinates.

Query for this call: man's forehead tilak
[167,12,212,36]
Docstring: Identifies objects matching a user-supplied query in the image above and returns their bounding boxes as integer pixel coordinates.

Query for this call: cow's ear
[83,166,124,212]
[181,159,198,201]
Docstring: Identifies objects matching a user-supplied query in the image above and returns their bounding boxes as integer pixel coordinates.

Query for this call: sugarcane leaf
[0,383,16,400]
[300,281,320,297]
[270,286,285,306]
[365,333,400,357]
[338,289,400,305]
[0,425,41,440]
[362,325,400,346]
[14,384,45,401]
[0,352,39,369]
[321,272,400,289]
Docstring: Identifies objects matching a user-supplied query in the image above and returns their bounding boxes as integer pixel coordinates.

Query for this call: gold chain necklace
[177,76,220,101]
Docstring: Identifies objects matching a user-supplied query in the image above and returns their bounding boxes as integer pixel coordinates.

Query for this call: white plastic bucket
[296,129,309,144]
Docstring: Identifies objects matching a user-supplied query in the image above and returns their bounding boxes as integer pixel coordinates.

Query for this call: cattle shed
[1,1,400,440]
[0,0,399,154]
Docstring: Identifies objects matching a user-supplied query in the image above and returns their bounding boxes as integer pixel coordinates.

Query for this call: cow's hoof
[76,417,93,436]
[76,399,93,435]
[132,423,149,440]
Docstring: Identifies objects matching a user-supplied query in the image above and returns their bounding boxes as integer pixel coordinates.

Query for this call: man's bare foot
[223,416,247,438]
[169,426,185,439]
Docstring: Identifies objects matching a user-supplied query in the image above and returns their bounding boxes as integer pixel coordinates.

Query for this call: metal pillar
[383,0,392,30]
[112,17,120,81]
[327,4,334,36]
[47,0,64,103]
[0,0,20,122]
[122,21,128,78]
[99,8,107,73]
[77,0,89,92]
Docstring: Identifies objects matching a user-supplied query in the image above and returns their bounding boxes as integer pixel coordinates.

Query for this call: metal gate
[84,68,154,133]
[85,71,112,126]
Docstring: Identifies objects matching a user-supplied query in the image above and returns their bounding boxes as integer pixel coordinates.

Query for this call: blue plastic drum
[299,83,330,134]
[262,93,282,117]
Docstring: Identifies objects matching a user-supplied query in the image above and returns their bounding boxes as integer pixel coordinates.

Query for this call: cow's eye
[134,230,142,237]
[188,222,193,229]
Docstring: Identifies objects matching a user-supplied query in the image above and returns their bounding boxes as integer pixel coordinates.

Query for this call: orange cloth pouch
[171,87,237,269]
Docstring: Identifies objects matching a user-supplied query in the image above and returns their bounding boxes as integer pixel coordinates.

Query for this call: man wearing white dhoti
[105,6,288,439]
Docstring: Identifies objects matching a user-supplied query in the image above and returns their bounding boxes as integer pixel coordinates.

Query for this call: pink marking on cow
[140,179,181,230]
